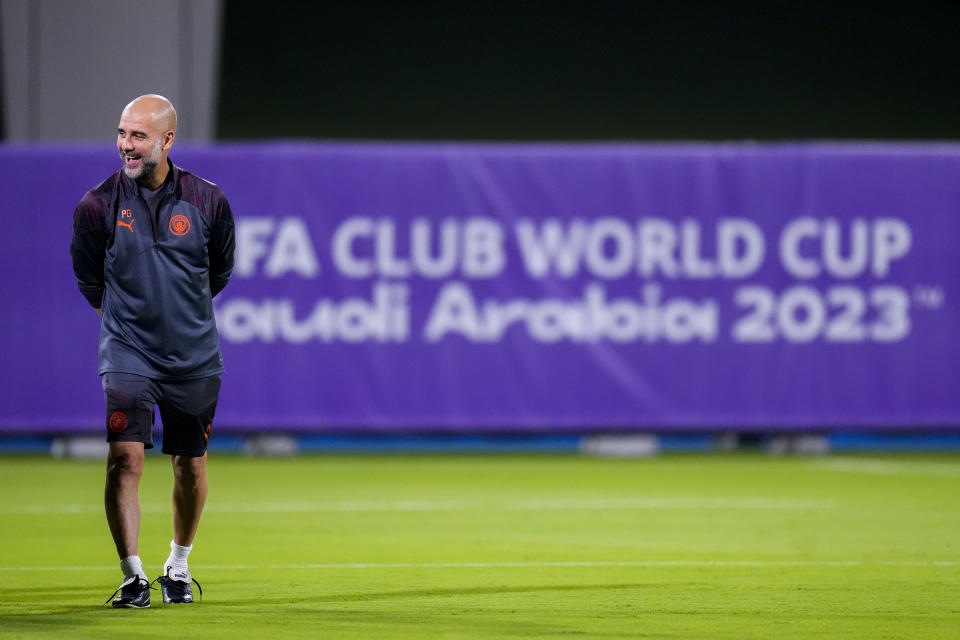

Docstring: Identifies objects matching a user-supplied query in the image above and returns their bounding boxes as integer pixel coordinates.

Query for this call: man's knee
[107,444,144,481]
[171,454,206,486]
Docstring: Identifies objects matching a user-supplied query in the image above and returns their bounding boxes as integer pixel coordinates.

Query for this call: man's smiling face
[116,100,172,187]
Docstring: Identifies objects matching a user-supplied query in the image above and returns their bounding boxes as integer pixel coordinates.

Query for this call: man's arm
[208,192,235,298]
[70,197,108,310]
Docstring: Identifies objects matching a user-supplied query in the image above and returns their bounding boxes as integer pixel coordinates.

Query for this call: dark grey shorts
[102,372,221,457]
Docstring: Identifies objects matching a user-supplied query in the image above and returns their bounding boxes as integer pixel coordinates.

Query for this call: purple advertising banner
[2,142,959,433]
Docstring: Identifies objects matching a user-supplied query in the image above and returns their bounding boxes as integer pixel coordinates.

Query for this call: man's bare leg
[105,441,145,559]
[104,439,151,604]
[160,453,207,604]
[170,453,208,547]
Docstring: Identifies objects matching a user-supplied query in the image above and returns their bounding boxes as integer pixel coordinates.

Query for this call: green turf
[1,453,958,638]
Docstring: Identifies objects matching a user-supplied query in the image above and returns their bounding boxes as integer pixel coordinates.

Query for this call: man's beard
[121,138,163,185]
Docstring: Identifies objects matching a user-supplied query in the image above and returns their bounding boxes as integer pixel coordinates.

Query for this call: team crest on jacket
[169,214,191,236]
[108,411,129,432]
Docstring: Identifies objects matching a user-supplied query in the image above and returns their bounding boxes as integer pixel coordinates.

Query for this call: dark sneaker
[104,576,151,608]
[154,566,202,604]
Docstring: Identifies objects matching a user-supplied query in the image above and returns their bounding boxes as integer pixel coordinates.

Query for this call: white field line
[0,497,838,516]
[810,457,960,477]
[0,560,955,572]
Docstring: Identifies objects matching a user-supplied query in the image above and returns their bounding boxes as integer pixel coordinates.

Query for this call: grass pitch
[1,453,958,638]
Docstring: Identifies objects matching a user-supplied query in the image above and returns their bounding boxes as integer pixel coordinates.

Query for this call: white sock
[120,555,147,581]
[165,540,192,574]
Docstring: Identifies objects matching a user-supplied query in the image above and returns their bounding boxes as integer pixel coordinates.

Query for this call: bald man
[71,95,235,608]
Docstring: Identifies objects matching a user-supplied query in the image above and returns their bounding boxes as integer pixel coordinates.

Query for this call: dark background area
[218,0,960,141]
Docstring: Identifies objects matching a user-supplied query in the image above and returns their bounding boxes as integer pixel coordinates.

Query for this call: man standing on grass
[70,94,235,608]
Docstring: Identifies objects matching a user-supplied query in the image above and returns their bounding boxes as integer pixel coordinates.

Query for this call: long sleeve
[70,196,108,309]
[208,192,235,298]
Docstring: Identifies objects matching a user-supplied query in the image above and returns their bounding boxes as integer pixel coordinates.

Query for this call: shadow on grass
[0,605,165,635]
[0,584,163,634]
[214,580,654,607]
[0,582,653,637]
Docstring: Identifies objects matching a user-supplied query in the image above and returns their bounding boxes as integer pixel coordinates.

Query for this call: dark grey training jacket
[70,160,235,380]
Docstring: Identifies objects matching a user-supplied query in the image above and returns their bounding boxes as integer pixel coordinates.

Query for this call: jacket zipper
[139,189,163,248]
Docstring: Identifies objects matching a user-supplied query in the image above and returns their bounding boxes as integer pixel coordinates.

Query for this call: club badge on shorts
[109,411,129,432]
